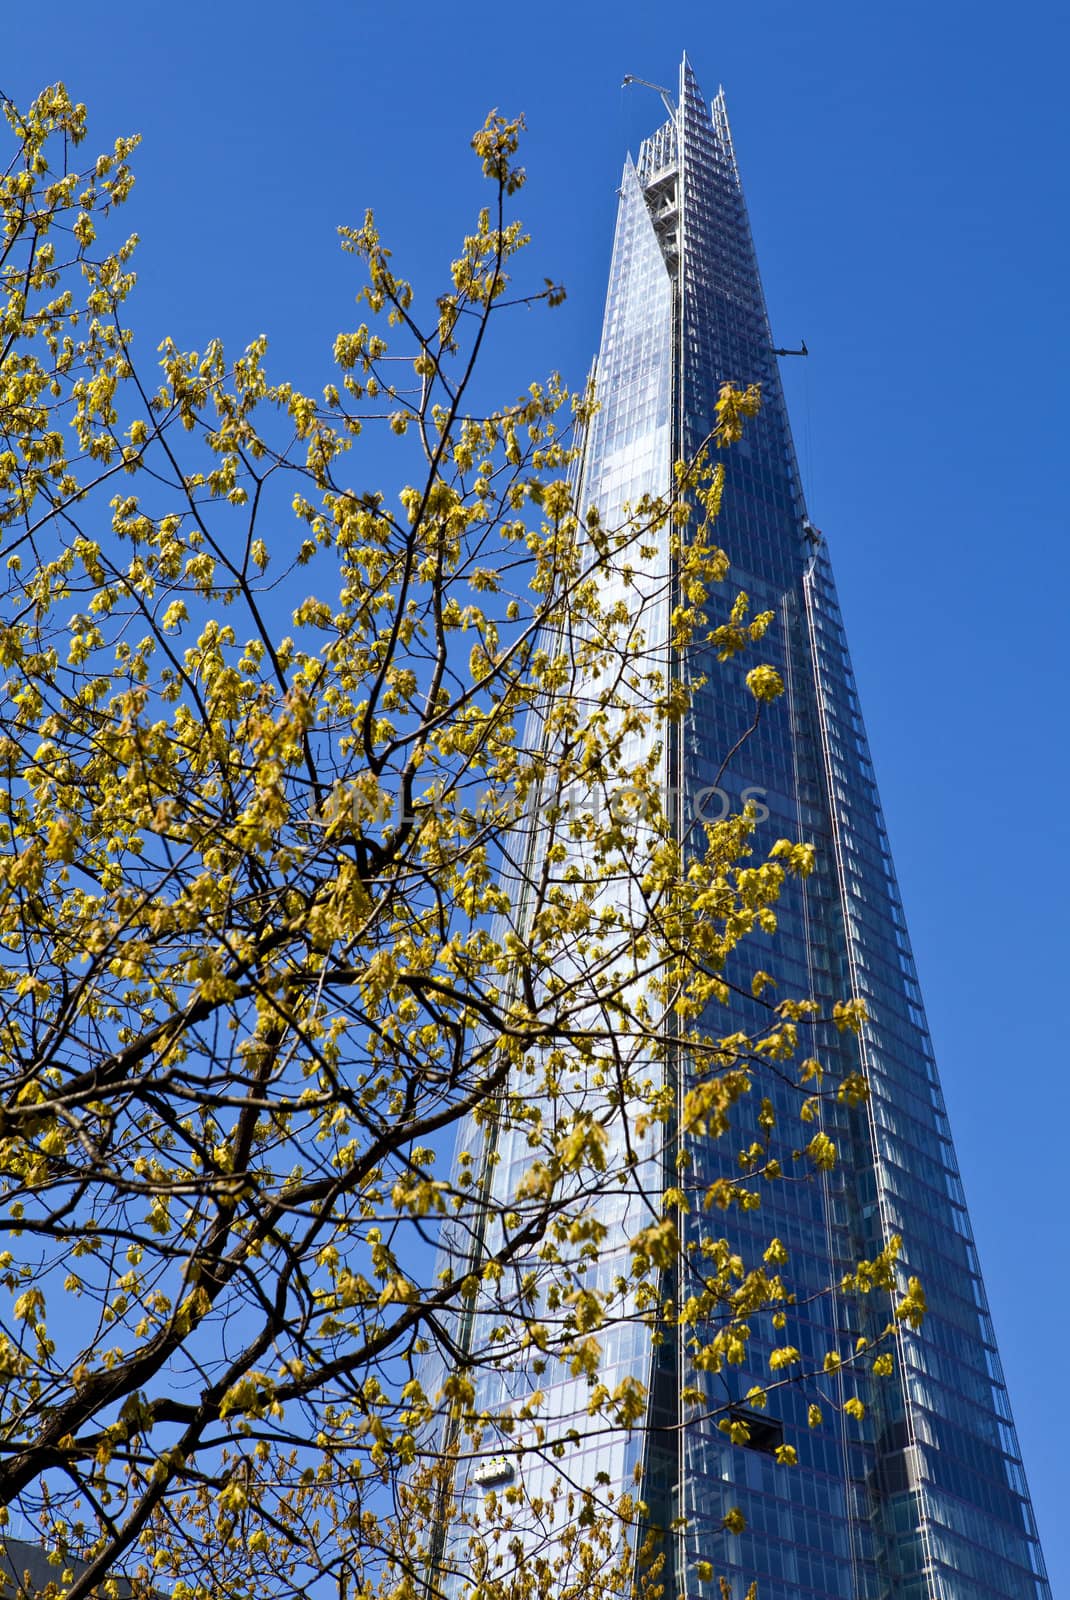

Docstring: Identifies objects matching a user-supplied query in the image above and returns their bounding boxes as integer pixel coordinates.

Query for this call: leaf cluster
[0,92,915,1600]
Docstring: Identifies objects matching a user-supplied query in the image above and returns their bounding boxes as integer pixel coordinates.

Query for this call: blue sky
[8,0,1070,1587]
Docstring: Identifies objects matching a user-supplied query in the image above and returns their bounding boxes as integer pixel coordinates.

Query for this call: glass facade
[431,56,1049,1600]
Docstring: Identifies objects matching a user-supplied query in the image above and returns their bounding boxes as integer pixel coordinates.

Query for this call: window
[726,1405,785,1455]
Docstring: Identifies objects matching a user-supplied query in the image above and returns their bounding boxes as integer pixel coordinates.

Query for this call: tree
[0,87,921,1600]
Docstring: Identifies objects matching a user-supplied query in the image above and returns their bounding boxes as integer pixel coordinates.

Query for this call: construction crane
[621,74,677,120]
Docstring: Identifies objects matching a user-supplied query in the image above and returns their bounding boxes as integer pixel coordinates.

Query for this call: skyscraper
[432,56,1049,1600]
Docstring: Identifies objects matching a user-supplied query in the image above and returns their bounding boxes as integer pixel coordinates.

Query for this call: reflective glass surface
[670,55,1048,1599]
[432,55,1049,1600]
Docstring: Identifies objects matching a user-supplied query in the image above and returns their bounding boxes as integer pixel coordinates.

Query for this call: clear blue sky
[8,0,1070,1587]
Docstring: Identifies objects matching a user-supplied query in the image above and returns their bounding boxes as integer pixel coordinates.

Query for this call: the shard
[432,56,1049,1600]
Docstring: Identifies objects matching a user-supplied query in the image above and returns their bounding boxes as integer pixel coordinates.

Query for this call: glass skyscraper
[431,56,1049,1600]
